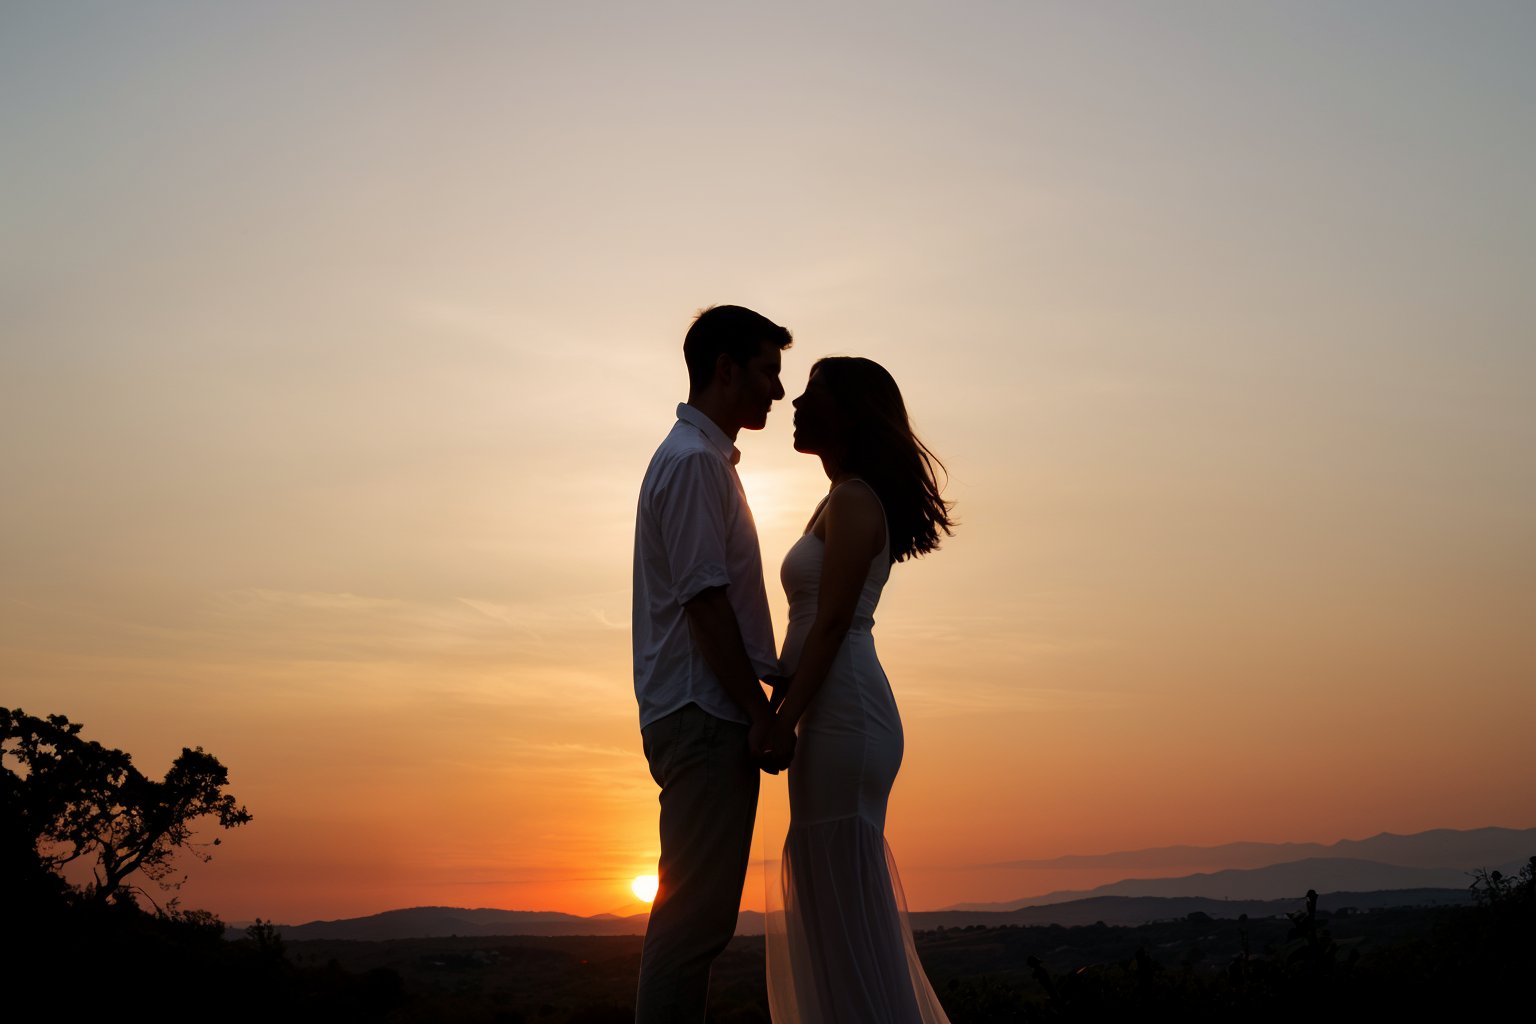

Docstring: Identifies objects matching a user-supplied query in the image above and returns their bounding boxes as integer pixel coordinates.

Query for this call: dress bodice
[778,480,890,675]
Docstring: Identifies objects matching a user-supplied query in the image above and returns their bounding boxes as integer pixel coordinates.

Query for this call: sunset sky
[3,2,1533,924]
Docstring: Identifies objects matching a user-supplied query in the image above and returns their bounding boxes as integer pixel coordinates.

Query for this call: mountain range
[955,826,1535,910]
[986,826,1536,873]
[270,887,1482,941]
[263,825,1534,940]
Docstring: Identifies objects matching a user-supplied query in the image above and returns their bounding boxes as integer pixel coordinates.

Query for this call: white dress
[765,482,951,1024]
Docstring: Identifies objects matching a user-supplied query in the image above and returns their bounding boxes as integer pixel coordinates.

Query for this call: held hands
[749,712,798,776]
[750,676,798,774]
[750,714,796,775]
[764,717,797,772]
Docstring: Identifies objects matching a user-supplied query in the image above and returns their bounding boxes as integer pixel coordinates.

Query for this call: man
[632,304,794,1022]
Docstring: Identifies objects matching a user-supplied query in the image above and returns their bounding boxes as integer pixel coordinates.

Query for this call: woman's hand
[763,715,798,773]
[763,673,790,711]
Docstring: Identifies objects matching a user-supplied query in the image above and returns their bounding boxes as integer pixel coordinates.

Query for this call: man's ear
[713,352,737,389]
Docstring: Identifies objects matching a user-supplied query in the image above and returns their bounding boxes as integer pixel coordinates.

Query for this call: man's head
[684,305,792,433]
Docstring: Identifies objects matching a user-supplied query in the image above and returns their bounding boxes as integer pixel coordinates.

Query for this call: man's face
[733,340,785,431]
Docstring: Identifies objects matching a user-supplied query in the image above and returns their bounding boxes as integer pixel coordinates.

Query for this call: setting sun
[631,875,658,903]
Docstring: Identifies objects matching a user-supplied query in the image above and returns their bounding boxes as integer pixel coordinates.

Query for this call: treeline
[231,870,1534,1024]
[931,867,1536,1022]
[14,881,1534,1023]
[5,706,403,1019]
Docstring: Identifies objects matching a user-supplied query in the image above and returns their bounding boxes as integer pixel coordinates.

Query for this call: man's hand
[748,714,774,770]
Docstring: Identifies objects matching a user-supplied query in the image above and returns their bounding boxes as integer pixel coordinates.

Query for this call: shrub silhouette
[2,706,251,908]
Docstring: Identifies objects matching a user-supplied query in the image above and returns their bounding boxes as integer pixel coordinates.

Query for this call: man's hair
[683,305,792,392]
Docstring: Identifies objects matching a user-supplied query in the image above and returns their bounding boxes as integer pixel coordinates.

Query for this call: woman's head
[792,356,954,562]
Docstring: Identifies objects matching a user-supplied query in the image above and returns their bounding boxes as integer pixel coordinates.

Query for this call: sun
[631,874,658,903]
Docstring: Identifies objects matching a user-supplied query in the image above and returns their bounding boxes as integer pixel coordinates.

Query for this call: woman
[764,357,955,1024]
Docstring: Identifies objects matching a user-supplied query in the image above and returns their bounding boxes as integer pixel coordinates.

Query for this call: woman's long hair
[812,356,954,563]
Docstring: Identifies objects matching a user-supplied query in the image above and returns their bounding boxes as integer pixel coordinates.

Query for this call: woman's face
[791,369,844,456]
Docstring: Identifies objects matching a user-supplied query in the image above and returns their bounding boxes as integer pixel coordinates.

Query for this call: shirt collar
[676,402,741,465]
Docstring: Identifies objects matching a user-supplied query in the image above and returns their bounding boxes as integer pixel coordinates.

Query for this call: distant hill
[956,825,1536,910]
[277,907,652,941]
[909,888,1474,929]
[953,856,1524,911]
[264,887,1477,941]
[986,826,1536,873]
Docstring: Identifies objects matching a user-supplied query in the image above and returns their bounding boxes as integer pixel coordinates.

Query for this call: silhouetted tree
[2,707,251,907]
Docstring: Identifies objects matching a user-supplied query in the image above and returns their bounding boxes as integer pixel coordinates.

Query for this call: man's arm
[682,586,784,769]
[655,449,790,770]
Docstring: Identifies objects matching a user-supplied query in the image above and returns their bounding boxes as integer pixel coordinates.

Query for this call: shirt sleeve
[654,450,735,606]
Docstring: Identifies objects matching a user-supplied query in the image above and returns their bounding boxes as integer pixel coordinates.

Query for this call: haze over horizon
[263,823,1536,926]
[4,1,1533,924]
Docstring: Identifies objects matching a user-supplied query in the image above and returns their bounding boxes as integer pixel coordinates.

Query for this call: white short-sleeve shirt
[632,403,778,728]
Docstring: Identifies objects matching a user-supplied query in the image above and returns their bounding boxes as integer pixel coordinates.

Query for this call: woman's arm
[770,481,885,748]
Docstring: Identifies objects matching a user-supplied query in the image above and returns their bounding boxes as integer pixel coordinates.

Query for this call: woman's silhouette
[764,357,955,1023]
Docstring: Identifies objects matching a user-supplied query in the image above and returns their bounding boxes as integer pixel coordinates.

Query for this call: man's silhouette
[632,305,793,1022]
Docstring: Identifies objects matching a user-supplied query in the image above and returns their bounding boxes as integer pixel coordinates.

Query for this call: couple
[632,305,954,1023]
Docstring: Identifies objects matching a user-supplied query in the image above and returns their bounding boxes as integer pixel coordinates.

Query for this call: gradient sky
[3,1,1533,923]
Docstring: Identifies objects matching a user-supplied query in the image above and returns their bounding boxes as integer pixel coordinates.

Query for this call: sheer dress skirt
[765,632,951,1024]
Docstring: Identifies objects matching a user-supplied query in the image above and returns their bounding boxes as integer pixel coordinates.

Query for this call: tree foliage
[1,706,251,906]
